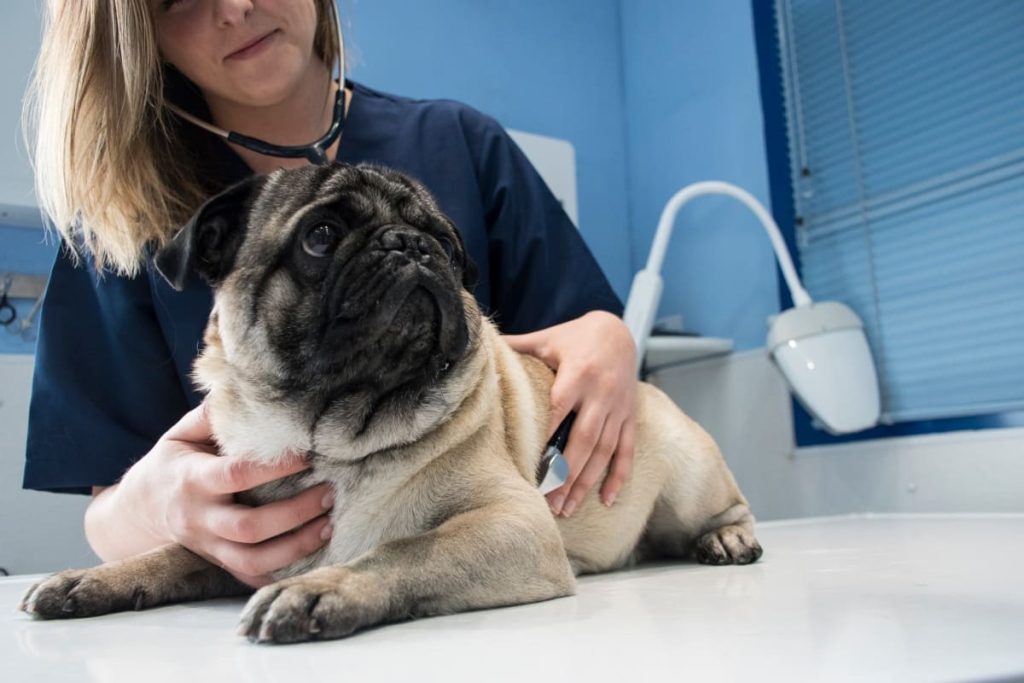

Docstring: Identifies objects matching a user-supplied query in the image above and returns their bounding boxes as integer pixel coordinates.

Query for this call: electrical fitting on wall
[0,273,47,343]
[623,181,881,435]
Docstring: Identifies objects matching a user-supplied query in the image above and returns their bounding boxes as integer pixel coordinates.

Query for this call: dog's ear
[155,176,264,291]
[461,254,479,291]
[435,215,479,291]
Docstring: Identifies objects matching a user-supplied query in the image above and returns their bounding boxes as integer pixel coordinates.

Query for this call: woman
[24,0,637,588]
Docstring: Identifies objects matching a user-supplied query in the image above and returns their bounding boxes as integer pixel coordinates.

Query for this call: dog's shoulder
[472,321,552,482]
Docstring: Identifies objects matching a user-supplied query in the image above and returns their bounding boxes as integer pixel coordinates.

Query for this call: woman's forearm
[84,484,169,562]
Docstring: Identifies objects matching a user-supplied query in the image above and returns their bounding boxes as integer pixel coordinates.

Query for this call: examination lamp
[622,181,880,435]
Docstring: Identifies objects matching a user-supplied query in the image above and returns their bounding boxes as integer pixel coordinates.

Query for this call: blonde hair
[25,0,344,277]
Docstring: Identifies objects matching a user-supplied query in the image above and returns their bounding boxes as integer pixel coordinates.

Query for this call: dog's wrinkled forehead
[154,162,477,294]
[244,164,444,251]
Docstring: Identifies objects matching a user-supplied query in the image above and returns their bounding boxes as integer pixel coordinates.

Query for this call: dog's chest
[315,463,436,566]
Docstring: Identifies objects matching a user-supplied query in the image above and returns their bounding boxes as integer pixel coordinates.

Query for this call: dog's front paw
[238,567,384,644]
[693,525,763,565]
[19,568,148,619]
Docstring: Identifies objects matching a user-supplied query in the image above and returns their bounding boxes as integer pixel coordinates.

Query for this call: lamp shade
[767,302,881,434]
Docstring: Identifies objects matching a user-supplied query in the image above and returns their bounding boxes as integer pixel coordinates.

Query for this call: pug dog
[20,164,761,643]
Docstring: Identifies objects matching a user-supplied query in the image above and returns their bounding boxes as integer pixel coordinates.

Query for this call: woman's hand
[110,403,334,588]
[504,310,638,517]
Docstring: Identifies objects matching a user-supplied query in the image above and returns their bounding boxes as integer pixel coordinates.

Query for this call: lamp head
[767,302,880,434]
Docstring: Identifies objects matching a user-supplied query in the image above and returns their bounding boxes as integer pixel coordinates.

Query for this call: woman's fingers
[226,569,275,589]
[546,373,577,442]
[204,513,333,586]
[545,405,604,515]
[600,415,636,507]
[205,482,334,544]
[559,412,625,517]
[193,452,311,496]
[170,453,331,587]
[502,329,544,358]
[164,402,216,445]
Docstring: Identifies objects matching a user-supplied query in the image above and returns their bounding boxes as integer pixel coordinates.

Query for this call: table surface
[4,514,1023,683]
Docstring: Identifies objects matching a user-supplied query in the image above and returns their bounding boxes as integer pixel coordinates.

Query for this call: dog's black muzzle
[323,226,470,366]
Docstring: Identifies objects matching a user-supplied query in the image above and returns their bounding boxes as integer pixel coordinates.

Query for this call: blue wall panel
[619,0,780,350]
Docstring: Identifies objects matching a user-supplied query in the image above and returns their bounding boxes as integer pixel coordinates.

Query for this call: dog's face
[156,164,481,455]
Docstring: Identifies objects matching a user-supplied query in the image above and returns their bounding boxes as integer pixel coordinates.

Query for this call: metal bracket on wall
[1,273,48,340]
[1,273,47,300]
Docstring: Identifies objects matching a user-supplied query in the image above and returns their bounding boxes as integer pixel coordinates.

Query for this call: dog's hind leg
[20,543,250,619]
[643,495,763,566]
[689,504,763,565]
[634,385,763,566]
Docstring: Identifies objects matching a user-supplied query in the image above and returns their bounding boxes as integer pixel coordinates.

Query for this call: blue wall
[1,1,777,353]
[620,0,778,350]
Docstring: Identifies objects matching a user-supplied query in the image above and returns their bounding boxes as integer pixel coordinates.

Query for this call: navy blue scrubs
[23,80,622,494]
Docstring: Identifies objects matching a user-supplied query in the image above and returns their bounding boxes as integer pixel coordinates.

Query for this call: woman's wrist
[84,480,168,562]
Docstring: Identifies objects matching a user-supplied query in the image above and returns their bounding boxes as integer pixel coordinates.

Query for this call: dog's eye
[302,223,341,257]
[437,236,455,261]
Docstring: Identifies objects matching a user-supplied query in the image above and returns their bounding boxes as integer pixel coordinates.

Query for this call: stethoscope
[165,6,348,166]
[165,85,346,165]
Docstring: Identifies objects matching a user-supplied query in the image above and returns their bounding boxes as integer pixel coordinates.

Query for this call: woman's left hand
[504,310,638,517]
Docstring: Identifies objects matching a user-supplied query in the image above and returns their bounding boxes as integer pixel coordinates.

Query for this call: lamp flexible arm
[623,181,813,372]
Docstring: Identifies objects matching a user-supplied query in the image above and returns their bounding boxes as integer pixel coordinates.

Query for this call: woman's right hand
[113,402,334,588]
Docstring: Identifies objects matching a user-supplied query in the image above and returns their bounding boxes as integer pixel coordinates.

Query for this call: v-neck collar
[211,78,366,186]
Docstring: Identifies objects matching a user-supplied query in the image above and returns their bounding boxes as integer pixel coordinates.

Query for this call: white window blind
[775,0,1024,423]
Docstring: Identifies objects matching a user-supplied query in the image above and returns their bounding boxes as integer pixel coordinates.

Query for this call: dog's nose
[380,228,431,259]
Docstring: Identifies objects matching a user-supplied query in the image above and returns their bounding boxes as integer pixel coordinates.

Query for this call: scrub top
[23,80,623,495]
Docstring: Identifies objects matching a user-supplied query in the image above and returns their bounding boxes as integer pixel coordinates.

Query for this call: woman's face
[152,0,319,107]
